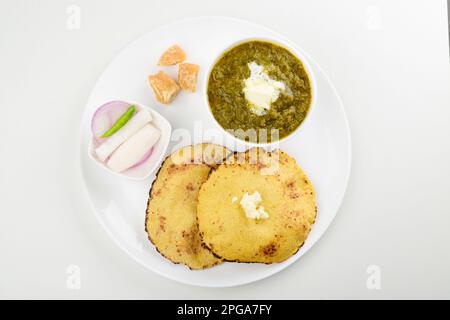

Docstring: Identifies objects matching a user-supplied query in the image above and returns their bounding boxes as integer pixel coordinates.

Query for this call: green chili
[101,105,136,137]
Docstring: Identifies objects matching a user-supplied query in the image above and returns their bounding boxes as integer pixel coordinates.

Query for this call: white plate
[79,16,351,287]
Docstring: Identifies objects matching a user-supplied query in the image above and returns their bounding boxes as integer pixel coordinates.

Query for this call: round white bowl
[88,100,171,181]
[203,36,317,148]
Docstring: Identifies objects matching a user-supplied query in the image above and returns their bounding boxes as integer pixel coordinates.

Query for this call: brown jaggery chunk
[158,44,186,66]
[178,63,200,92]
[148,71,180,104]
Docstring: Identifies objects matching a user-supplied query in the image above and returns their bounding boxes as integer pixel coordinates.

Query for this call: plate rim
[78,15,352,288]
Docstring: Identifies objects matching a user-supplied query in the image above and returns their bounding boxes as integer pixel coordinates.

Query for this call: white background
[0,0,449,299]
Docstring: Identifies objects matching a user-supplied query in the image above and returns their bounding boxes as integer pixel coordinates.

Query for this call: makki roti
[145,143,232,269]
[196,148,317,263]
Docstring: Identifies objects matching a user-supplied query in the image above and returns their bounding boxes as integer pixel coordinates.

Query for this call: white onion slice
[91,101,130,145]
[129,147,154,169]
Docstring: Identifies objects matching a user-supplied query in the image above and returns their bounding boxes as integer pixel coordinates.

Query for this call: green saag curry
[207,40,312,143]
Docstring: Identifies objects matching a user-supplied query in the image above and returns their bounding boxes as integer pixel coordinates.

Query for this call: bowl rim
[203,36,318,148]
[88,100,172,181]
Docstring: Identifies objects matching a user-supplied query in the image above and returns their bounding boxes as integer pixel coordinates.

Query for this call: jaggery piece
[158,45,186,66]
[148,71,180,104]
[178,63,200,92]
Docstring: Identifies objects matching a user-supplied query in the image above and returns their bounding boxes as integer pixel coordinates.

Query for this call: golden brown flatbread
[145,144,232,269]
[197,148,317,263]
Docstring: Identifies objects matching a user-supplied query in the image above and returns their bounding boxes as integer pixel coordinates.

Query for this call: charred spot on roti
[261,242,278,257]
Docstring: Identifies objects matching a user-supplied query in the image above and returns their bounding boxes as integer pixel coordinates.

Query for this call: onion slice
[129,147,154,169]
[91,101,130,145]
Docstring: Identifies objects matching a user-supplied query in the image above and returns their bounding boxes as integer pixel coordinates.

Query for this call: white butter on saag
[243,62,286,116]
